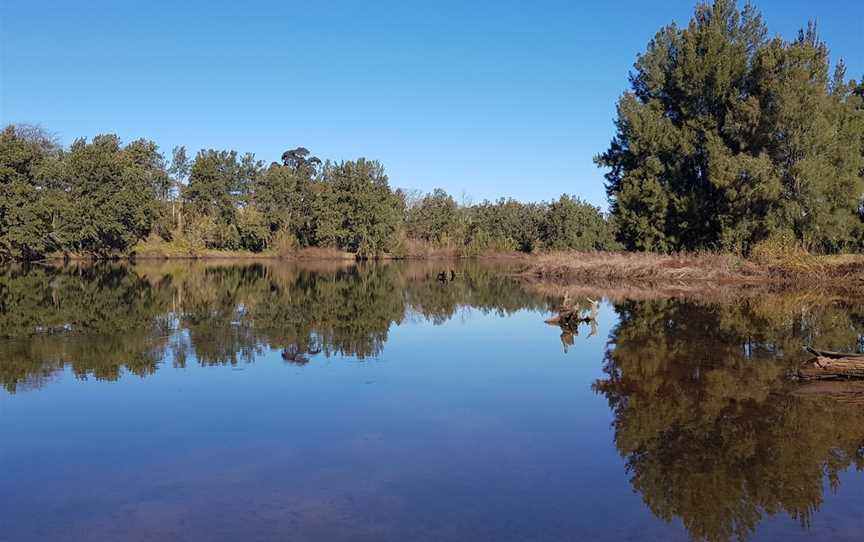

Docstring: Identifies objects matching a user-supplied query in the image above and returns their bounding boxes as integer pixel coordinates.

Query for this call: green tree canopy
[543,195,619,251]
[404,188,462,244]
[0,126,59,259]
[47,134,167,256]
[597,0,864,253]
[322,158,404,256]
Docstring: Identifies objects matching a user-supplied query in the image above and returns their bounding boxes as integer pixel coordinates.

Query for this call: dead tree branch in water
[545,294,599,351]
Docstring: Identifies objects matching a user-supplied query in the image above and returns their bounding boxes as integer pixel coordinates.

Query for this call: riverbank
[18,243,864,295]
[521,251,864,295]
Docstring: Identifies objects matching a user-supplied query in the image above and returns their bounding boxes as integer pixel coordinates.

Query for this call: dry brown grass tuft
[395,239,461,259]
[527,251,746,283]
[292,247,356,260]
[523,250,864,293]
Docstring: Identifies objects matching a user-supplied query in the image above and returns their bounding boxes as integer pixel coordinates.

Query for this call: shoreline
[521,251,864,297]
[9,249,864,294]
[18,246,531,264]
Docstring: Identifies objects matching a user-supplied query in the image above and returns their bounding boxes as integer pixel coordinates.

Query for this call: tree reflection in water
[4,264,864,541]
[0,261,551,392]
[595,297,864,542]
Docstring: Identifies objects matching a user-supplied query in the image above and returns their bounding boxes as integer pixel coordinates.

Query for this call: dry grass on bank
[524,250,864,290]
[526,251,746,283]
[525,277,856,306]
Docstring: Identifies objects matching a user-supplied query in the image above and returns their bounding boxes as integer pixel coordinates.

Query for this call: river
[1,261,862,541]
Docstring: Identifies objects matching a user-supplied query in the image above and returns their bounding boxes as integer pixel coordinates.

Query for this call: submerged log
[794,346,864,381]
[804,346,864,359]
[791,380,864,405]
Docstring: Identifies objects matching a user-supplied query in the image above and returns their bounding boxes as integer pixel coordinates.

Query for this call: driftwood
[793,346,864,381]
[545,295,598,326]
[436,270,457,283]
[545,294,599,351]
[281,344,322,365]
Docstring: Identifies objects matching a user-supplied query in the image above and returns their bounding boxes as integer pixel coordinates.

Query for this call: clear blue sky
[1,1,862,207]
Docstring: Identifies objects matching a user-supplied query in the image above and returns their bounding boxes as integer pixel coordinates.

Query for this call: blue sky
[1,1,862,207]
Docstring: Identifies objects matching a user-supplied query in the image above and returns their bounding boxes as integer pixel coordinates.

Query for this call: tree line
[0,126,617,261]
[599,0,864,253]
[5,1,862,260]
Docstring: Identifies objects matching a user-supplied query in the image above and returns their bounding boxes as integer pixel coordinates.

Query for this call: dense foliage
[9,2,859,259]
[598,0,864,253]
[0,127,168,259]
[0,126,617,260]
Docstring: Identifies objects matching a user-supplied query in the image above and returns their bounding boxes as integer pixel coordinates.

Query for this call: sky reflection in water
[1,261,863,542]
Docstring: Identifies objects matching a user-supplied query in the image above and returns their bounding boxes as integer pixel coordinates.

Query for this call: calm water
[1,261,863,542]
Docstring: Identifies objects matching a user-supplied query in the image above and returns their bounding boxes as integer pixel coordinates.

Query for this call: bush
[270,230,299,256]
[236,206,271,252]
[749,231,812,267]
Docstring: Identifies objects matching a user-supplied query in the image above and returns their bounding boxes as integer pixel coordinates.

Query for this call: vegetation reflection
[595,297,864,542]
[0,262,550,392]
[6,264,864,541]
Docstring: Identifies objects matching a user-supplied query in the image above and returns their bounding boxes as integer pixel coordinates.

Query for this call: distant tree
[467,198,545,252]
[251,147,322,244]
[252,162,302,235]
[400,188,425,211]
[184,149,260,221]
[404,188,461,244]
[47,134,167,256]
[182,149,262,249]
[281,146,321,177]
[543,195,619,251]
[0,125,58,259]
[169,145,190,184]
[321,159,404,256]
[236,205,271,251]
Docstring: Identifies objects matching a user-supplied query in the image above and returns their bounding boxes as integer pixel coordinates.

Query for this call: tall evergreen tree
[597,1,864,253]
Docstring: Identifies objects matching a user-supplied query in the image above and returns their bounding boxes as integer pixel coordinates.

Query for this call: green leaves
[184,149,260,222]
[404,188,461,244]
[323,158,404,256]
[0,126,168,259]
[601,1,864,254]
[58,134,163,255]
[543,195,618,251]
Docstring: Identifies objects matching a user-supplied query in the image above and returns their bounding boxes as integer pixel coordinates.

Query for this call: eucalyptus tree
[251,147,322,243]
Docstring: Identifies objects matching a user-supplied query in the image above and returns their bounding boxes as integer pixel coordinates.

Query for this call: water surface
[1,261,863,541]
